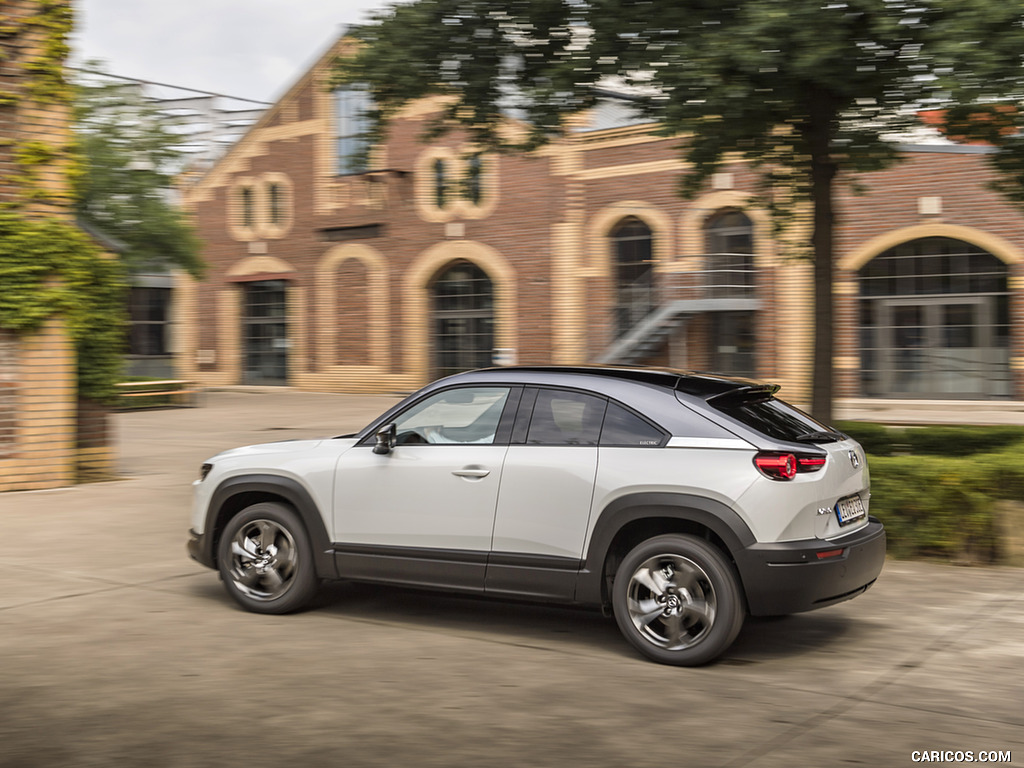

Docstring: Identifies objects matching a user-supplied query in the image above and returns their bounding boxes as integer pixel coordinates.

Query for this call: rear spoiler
[704,383,781,407]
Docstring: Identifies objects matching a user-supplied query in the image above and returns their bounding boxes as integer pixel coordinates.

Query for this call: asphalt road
[1,390,1021,768]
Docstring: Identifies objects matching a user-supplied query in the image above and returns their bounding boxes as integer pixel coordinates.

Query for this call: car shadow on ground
[189,577,857,665]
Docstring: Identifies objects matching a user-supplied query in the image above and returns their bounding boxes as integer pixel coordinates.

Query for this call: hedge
[840,423,1024,564]
[836,421,1024,457]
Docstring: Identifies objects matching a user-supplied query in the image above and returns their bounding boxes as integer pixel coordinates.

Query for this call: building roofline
[187,29,352,189]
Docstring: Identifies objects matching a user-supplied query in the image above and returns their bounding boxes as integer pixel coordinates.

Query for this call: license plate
[835,494,866,526]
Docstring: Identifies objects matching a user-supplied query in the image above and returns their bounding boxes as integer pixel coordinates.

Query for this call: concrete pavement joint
[0,570,206,613]
[719,591,1023,767]
[317,604,620,662]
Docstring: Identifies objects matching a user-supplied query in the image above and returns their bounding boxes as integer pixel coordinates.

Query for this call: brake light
[755,452,797,480]
[797,456,826,471]
[754,452,826,480]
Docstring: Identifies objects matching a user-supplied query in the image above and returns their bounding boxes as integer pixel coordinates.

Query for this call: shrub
[902,425,1024,457]
[835,420,899,456]
[838,421,1024,457]
[838,422,1024,563]
[867,454,1000,563]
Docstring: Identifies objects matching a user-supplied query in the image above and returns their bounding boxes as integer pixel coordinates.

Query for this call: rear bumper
[736,517,886,616]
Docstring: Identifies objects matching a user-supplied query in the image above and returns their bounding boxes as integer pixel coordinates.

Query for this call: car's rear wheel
[612,534,744,666]
[217,502,318,614]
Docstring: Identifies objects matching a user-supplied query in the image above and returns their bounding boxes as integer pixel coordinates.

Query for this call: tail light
[754,452,826,480]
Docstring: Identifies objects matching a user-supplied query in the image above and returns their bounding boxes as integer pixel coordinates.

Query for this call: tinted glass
[527,390,606,446]
[714,396,837,442]
[600,402,666,447]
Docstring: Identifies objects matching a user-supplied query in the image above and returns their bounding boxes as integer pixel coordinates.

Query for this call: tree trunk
[808,103,838,424]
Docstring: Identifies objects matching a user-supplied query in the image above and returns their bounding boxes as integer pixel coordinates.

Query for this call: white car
[189,366,885,665]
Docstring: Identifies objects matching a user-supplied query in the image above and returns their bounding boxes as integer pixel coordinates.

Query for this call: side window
[393,387,511,445]
[600,402,668,447]
[527,390,606,446]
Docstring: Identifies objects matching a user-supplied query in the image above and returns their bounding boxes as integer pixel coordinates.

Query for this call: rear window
[712,394,841,443]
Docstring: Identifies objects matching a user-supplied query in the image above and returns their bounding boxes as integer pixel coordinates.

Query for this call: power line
[69,67,273,106]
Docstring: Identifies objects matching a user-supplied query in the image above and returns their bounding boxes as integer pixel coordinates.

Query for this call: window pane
[714,396,835,442]
[527,390,606,446]
[128,287,172,356]
[393,387,510,445]
[336,87,371,174]
[268,183,281,225]
[465,153,482,204]
[240,187,253,228]
[858,237,1010,398]
[600,402,665,447]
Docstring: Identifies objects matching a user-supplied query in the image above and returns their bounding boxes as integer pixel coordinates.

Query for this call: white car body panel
[332,443,509,550]
[190,438,354,535]
[733,438,870,542]
[491,445,599,558]
[586,445,760,553]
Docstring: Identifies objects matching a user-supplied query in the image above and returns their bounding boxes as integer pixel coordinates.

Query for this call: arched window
[611,217,654,337]
[859,237,1010,398]
[240,186,254,230]
[465,153,483,205]
[434,159,448,209]
[268,183,282,226]
[704,209,754,298]
[432,261,494,377]
[703,209,756,376]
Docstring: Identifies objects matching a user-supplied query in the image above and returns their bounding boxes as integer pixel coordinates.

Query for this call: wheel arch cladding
[579,492,756,606]
[206,474,336,579]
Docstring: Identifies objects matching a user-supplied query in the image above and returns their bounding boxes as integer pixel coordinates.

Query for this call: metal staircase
[596,258,760,365]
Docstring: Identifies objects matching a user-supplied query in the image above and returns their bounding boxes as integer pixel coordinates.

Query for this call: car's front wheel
[612,534,745,666]
[217,502,318,614]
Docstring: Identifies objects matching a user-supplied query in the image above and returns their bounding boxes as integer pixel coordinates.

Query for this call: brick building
[181,38,1024,406]
[0,0,80,491]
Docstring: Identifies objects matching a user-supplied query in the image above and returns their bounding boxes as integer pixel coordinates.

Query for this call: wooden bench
[117,380,199,408]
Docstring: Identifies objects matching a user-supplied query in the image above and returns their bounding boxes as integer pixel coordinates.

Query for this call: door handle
[452,466,490,479]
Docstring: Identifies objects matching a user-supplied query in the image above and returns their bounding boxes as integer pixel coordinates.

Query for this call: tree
[336,0,1024,422]
[73,71,204,278]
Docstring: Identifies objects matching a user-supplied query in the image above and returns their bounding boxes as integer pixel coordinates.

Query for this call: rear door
[486,388,606,598]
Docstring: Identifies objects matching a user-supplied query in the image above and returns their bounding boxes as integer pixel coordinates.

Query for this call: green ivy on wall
[0,213,126,401]
[0,0,126,403]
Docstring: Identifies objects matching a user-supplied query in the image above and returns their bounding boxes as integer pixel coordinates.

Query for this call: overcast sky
[72,0,394,104]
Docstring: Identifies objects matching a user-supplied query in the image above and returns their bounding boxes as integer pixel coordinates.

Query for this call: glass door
[243,281,289,385]
[432,262,494,378]
[877,297,1007,397]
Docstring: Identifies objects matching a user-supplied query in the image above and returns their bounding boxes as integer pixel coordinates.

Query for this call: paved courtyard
[1,390,1021,767]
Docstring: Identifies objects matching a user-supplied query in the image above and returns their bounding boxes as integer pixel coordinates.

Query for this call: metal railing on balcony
[600,255,760,364]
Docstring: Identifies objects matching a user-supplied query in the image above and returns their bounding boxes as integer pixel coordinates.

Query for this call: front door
[332,385,516,590]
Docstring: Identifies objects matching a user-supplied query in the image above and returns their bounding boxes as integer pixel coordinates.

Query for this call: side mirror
[372,423,397,455]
